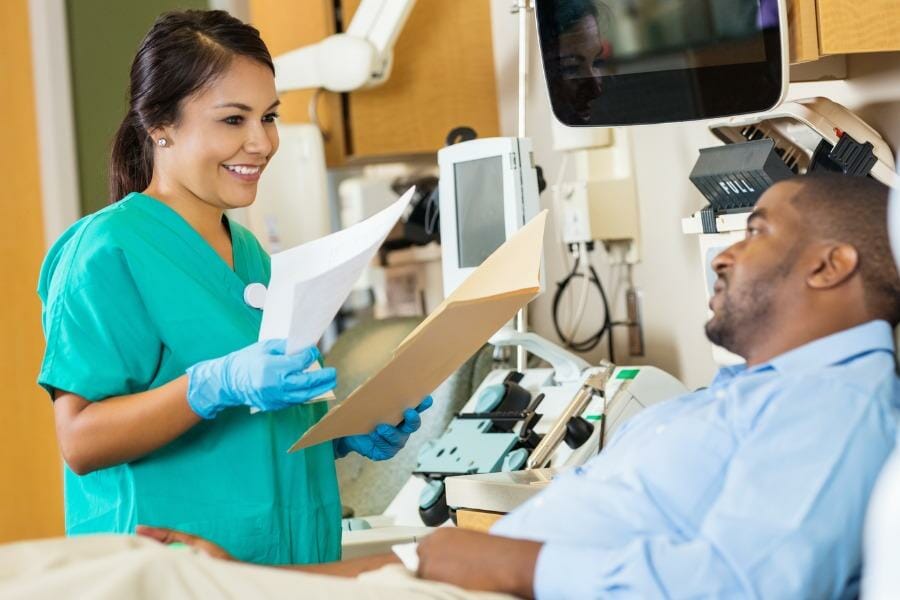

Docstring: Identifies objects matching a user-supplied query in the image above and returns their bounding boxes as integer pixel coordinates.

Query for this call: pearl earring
[157,138,168,147]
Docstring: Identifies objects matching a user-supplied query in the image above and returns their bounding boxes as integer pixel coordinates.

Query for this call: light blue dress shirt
[492,321,900,599]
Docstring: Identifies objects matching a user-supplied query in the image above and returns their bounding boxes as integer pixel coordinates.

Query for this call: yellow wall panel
[344,0,500,158]
[817,0,900,55]
[249,0,348,165]
[0,0,65,541]
[787,0,820,63]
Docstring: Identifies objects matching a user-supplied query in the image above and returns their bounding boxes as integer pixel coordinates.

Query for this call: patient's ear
[807,243,859,289]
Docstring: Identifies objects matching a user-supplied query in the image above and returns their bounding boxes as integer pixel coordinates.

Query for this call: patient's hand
[136,525,234,561]
[416,528,540,598]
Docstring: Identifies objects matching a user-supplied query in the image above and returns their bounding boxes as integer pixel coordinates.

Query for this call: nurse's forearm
[53,376,201,475]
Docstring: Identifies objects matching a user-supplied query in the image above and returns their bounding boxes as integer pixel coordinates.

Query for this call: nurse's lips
[222,163,263,183]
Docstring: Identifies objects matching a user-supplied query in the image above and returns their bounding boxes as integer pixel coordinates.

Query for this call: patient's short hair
[788,173,900,325]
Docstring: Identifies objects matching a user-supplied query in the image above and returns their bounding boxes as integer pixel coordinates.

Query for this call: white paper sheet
[259,187,414,354]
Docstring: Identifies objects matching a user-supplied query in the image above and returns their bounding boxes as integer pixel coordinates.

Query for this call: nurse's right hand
[185,339,336,419]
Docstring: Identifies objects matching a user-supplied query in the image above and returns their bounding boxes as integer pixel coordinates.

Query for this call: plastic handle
[489,329,589,383]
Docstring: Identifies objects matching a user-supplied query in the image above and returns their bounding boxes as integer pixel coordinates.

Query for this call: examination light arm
[273,0,416,93]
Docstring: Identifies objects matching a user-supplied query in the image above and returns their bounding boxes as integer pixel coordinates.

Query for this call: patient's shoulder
[820,350,899,400]
[756,359,899,436]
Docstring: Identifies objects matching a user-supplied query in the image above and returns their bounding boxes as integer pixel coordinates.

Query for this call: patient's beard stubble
[705,275,782,359]
[705,252,801,358]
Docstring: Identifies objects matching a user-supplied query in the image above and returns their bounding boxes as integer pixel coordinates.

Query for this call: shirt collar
[712,320,895,384]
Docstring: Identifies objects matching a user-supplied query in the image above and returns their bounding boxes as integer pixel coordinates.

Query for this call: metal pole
[517,0,529,137]
[515,0,531,372]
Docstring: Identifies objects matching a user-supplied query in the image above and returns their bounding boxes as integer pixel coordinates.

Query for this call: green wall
[67,0,208,215]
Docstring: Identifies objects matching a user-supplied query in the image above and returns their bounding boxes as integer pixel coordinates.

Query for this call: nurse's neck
[143,180,234,269]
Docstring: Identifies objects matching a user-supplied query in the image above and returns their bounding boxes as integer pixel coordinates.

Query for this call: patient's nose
[711,249,733,273]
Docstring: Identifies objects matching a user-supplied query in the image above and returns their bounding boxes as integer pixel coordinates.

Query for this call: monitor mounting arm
[273,0,416,93]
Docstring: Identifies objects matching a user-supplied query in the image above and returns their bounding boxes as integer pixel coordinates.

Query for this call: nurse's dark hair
[108,10,274,202]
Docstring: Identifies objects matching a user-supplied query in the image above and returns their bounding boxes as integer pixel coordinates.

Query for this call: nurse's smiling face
[154,56,280,210]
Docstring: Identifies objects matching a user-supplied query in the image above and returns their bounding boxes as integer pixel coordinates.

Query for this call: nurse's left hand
[334,396,433,461]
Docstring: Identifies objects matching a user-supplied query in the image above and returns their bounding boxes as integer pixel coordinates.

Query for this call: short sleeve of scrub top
[37,193,342,565]
[39,210,162,400]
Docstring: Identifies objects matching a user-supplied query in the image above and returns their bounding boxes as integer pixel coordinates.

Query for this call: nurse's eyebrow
[214,100,281,111]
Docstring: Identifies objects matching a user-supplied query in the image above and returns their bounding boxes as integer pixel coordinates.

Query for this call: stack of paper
[259,188,414,354]
[290,210,548,452]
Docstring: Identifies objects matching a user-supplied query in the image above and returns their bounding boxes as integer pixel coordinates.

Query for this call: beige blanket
[0,535,514,600]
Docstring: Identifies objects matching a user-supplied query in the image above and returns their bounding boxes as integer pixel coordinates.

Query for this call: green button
[616,368,640,380]
[585,414,603,422]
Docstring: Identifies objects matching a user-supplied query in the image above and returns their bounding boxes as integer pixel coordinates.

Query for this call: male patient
[404,173,900,599]
[7,173,899,599]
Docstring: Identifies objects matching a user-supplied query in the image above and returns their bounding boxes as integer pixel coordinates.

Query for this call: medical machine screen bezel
[535,0,789,126]
[438,137,540,296]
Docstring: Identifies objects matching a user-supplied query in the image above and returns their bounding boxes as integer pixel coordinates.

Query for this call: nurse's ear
[149,127,174,149]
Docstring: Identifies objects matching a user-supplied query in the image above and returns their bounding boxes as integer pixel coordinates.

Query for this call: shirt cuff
[534,542,607,600]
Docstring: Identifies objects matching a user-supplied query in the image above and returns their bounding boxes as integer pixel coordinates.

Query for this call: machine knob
[418,480,450,526]
[475,384,507,413]
[564,416,595,449]
[502,448,529,472]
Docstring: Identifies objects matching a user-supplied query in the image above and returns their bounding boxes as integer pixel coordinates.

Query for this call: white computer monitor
[438,137,541,296]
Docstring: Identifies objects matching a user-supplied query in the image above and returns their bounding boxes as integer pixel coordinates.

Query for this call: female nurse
[37,9,431,565]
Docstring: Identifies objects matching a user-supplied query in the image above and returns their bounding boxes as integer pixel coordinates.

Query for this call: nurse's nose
[244,122,274,156]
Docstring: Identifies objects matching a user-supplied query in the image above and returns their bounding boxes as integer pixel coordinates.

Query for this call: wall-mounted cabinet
[250,0,500,167]
[789,0,900,63]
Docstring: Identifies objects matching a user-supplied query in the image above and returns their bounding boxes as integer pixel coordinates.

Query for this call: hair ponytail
[106,10,274,202]
[108,111,154,202]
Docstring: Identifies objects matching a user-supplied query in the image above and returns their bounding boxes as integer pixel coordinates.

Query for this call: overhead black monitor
[536,0,787,126]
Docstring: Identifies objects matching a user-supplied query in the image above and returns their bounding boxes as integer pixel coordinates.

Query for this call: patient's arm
[416,529,541,599]
[137,525,399,576]
[137,523,539,594]
[284,553,400,577]
[137,525,233,560]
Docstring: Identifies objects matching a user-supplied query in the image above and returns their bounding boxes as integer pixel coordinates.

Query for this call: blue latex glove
[185,339,336,419]
[334,396,433,461]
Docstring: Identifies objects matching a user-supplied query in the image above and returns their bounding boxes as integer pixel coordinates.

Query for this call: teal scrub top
[37,192,342,565]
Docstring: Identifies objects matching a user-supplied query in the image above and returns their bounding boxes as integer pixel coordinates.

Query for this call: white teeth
[225,165,260,175]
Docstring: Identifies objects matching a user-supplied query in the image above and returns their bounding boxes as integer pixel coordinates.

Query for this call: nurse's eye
[223,115,244,126]
[262,112,280,123]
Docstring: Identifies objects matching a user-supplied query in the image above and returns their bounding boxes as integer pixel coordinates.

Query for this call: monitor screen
[454,156,507,268]
[537,0,784,125]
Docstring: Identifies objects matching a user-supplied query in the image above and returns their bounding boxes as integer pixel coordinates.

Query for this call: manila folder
[288,210,548,452]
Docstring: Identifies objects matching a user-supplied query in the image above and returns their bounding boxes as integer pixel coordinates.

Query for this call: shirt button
[715,389,727,400]
[655,425,666,434]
